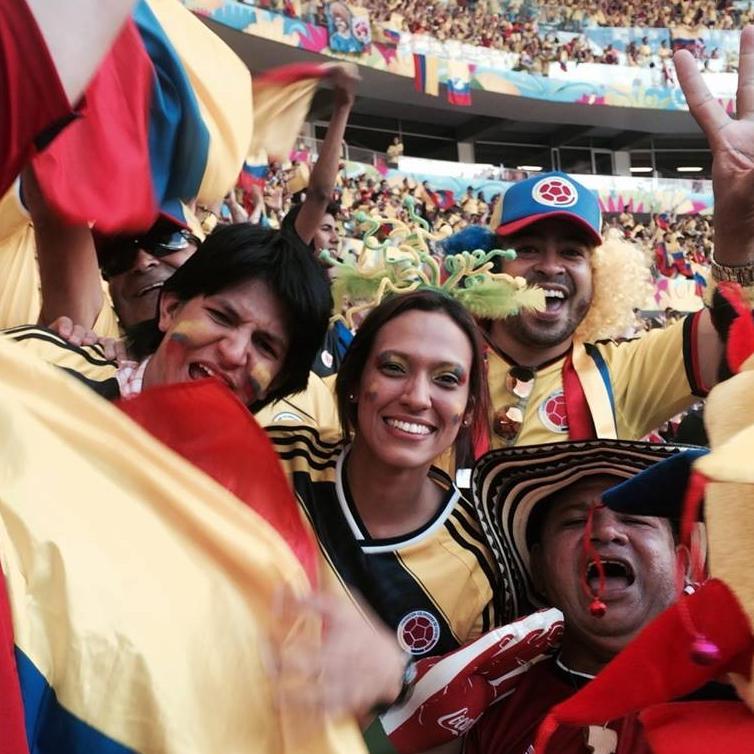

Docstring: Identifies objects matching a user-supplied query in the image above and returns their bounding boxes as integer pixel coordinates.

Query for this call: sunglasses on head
[98,229,199,279]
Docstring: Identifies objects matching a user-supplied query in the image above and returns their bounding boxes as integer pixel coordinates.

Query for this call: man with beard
[483,169,724,449]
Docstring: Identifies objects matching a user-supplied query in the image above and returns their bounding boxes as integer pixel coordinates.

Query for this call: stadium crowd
[294,0,745,72]
[238,155,714,296]
[538,0,753,31]
[2,3,754,754]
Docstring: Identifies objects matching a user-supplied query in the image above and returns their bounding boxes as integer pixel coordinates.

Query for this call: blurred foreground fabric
[0,333,366,754]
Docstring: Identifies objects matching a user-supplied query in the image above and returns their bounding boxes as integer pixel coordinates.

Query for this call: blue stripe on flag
[16,648,135,754]
[244,163,269,179]
[133,0,210,207]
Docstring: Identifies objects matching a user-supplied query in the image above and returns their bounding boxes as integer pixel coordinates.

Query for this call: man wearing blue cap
[481,162,737,449]
[478,29,754,450]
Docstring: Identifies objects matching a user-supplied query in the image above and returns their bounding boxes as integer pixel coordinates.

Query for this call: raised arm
[22,167,103,330]
[675,27,754,266]
[674,26,754,388]
[293,63,360,245]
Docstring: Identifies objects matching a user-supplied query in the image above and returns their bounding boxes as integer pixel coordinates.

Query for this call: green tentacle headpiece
[322,199,545,328]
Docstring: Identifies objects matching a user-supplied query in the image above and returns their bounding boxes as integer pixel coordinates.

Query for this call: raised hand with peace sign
[675,27,754,264]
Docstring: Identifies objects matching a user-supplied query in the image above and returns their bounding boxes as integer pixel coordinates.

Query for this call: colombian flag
[0,334,367,754]
[28,0,251,234]
[413,53,440,97]
[23,1,328,234]
[383,28,401,44]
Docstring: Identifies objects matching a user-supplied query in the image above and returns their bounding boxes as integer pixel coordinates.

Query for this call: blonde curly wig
[575,229,654,343]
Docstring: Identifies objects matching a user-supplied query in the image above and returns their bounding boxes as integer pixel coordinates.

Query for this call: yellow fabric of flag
[0,333,366,754]
[250,73,320,161]
[146,0,254,204]
[424,56,440,96]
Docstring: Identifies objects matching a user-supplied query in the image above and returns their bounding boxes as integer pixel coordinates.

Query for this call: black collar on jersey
[482,328,573,371]
[337,447,461,553]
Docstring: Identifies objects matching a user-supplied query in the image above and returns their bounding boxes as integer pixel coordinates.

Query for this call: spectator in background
[386,135,404,167]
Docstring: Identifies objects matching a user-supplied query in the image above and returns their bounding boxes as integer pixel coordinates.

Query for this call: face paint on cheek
[363,380,379,402]
[244,363,273,404]
[168,318,213,350]
[451,400,468,426]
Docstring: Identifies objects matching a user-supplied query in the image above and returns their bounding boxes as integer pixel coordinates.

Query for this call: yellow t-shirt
[0,182,120,337]
[92,294,122,340]
[487,315,704,449]
[268,425,500,658]
[0,183,38,329]
[0,222,39,329]
[256,372,339,434]
[2,325,119,397]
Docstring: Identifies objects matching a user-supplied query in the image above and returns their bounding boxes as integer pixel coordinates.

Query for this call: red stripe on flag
[0,569,28,754]
[253,62,330,89]
[116,381,319,586]
[413,53,426,93]
[31,19,157,233]
[0,0,72,197]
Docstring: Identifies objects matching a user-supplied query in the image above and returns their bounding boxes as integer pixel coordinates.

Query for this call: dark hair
[335,290,489,468]
[283,201,340,231]
[127,223,332,408]
[323,201,341,219]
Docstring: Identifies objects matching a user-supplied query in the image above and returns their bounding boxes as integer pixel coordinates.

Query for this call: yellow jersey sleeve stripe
[4,325,113,367]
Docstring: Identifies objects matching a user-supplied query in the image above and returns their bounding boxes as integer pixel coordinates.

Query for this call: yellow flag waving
[0,333,366,754]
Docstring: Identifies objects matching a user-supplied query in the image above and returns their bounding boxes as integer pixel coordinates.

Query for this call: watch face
[404,660,418,686]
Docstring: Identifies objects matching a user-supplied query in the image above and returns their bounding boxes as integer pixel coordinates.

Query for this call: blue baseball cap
[496,171,602,246]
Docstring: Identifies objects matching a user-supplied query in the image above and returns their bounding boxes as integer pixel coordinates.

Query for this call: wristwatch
[371,655,418,716]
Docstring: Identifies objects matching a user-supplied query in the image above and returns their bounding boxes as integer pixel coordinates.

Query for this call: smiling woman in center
[267,290,498,699]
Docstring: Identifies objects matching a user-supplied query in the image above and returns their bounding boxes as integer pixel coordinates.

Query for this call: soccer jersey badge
[538,390,569,433]
[397,610,441,655]
[531,176,578,208]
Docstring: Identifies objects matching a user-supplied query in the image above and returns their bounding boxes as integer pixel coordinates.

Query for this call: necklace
[555,654,596,690]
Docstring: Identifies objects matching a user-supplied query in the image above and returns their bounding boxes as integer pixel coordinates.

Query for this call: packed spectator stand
[237,151,714,303]
[265,0,751,72]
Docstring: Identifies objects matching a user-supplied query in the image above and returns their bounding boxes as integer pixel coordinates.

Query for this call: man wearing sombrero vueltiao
[463,441,714,754]
[376,440,723,754]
